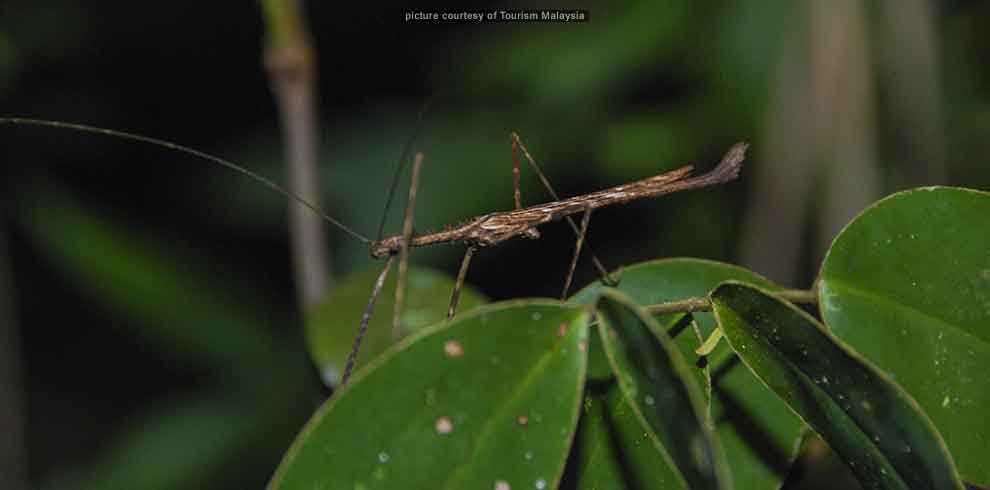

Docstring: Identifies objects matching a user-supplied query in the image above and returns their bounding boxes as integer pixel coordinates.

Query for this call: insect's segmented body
[370,142,747,258]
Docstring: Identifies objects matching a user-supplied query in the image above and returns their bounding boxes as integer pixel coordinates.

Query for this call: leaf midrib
[440,324,578,490]
[717,302,913,488]
[780,347,912,489]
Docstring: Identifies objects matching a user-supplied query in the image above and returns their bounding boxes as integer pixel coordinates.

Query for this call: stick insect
[0,117,747,386]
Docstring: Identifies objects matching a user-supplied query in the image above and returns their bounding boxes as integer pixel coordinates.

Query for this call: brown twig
[260,0,329,311]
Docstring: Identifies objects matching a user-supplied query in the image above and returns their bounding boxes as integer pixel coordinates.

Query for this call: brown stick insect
[0,117,747,386]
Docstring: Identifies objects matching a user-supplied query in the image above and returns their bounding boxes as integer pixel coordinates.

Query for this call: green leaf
[305,265,487,387]
[818,186,990,486]
[40,395,278,490]
[595,288,730,490]
[19,186,274,369]
[572,258,804,489]
[710,281,964,490]
[271,301,590,490]
[562,333,685,489]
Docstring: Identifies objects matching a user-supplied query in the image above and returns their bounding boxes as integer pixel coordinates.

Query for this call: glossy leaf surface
[572,259,804,489]
[818,187,990,485]
[562,333,684,489]
[596,288,730,490]
[306,265,487,387]
[711,282,963,490]
[271,301,589,490]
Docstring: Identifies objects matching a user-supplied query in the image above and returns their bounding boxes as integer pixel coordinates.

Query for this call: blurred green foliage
[2,1,989,488]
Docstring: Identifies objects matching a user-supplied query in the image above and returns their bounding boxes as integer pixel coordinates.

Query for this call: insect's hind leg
[511,132,618,287]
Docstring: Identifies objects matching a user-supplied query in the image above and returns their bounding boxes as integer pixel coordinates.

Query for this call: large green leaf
[40,395,275,490]
[306,265,487,387]
[595,288,730,490]
[572,259,804,489]
[19,187,274,369]
[711,281,963,490]
[271,301,590,490]
[818,186,990,486]
[562,333,685,490]
[18,184,325,488]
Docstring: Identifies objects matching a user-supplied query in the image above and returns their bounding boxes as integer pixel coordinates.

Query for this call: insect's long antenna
[0,117,372,244]
[375,96,434,241]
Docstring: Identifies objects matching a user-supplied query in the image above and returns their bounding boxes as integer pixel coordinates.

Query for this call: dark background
[2,1,988,488]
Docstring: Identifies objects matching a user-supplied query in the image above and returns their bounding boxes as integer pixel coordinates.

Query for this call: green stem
[776,288,818,305]
[644,288,817,316]
[645,297,712,316]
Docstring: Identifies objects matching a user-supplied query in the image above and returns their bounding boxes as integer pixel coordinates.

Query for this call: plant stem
[776,288,818,305]
[260,0,329,311]
[645,297,713,316]
[644,288,817,316]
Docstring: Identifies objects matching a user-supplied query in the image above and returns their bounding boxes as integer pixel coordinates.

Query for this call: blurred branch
[811,0,879,262]
[741,0,879,285]
[0,217,26,490]
[739,22,818,286]
[260,0,329,311]
[879,0,945,187]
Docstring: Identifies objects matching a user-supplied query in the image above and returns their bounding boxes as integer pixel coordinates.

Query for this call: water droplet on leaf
[435,416,454,435]
[444,339,465,357]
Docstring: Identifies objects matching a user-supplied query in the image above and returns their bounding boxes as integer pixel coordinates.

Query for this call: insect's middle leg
[561,207,593,299]
[511,132,617,286]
